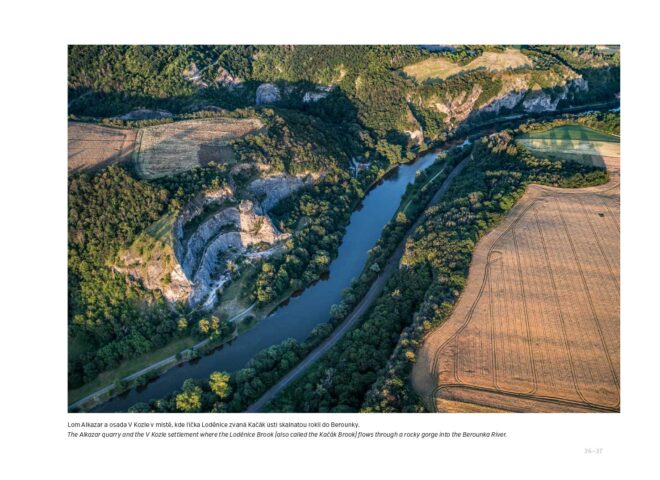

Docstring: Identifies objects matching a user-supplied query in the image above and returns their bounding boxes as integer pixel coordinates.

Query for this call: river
[93,150,440,412]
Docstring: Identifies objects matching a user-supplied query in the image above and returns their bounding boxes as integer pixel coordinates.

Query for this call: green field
[519,124,619,143]
[517,124,620,168]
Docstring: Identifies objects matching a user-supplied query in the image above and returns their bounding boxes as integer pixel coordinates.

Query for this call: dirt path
[246,155,472,412]
[68,303,256,411]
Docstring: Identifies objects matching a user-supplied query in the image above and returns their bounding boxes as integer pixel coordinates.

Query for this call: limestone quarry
[117,173,310,309]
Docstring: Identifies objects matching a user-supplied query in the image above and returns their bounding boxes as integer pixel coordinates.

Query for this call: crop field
[68,122,137,174]
[412,153,620,413]
[404,48,531,82]
[518,124,620,168]
[134,118,264,179]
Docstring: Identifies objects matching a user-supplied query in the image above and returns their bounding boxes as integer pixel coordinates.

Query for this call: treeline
[435,45,506,66]
[68,45,201,117]
[519,111,620,136]
[123,146,467,413]
[363,125,610,412]
[68,164,235,389]
[232,108,361,174]
[253,171,361,304]
[128,324,335,413]
[68,166,174,387]
[68,45,425,155]
[266,266,432,412]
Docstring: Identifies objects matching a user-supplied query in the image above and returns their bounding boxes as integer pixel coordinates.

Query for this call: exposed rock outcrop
[183,63,208,88]
[115,217,193,304]
[185,199,285,306]
[189,232,243,305]
[302,86,332,103]
[480,90,526,114]
[248,174,312,211]
[256,83,281,105]
[120,170,309,308]
[522,78,589,113]
[428,73,590,126]
[117,249,193,304]
[173,186,234,266]
[183,207,241,277]
[215,66,242,89]
[404,128,424,144]
[433,84,483,126]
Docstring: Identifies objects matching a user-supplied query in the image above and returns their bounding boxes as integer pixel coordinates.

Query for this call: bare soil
[68,122,137,174]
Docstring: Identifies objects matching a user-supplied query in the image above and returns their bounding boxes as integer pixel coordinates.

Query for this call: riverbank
[68,303,258,412]
[84,102,618,413]
[247,154,472,412]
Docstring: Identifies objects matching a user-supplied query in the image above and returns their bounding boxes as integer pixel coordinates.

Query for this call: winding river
[93,150,440,412]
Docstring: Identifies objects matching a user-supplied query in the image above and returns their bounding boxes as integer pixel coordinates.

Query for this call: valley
[67,45,620,413]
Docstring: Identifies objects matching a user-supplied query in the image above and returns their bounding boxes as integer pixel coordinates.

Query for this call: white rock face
[256,83,281,105]
[173,187,234,265]
[118,109,172,120]
[523,91,561,112]
[571,77,589,92]
[522,77,589,113]
[183,207,241,277]
[303,91,329,103]
[248,174,311,211]
[480,90,526,114]
[180,198,285,306]
[183,63,208,88]
[134,176,308,307]
[190,232,243,305]
[116,250,193,304]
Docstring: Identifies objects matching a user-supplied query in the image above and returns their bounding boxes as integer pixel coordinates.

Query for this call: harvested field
[412,150,620,413]
[404,48,531,82]
[518,125,620,168]
[68,122,137,174]
[134,118,264,179]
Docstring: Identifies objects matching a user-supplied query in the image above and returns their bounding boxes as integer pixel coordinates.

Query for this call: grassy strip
[68,336,197,406]
[519,124,619,142]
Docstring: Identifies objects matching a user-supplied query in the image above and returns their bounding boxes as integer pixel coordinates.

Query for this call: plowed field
[413,145,620,412]
[68,122,137,174]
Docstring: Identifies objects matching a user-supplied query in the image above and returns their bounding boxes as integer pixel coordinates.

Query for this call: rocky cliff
[256,83,281,105]
[248,173,313,211]
[183,199,285,306]
[420,70,590,132]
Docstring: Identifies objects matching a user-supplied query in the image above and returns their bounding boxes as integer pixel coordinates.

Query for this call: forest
[264,113,616,412]
[120,112,612,413]
[363,114,616,412]
[67,44,620,408]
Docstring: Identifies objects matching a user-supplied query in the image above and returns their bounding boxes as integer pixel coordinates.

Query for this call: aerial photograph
[67,45,620,413]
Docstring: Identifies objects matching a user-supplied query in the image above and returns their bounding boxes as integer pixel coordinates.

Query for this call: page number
[584,448,603,454]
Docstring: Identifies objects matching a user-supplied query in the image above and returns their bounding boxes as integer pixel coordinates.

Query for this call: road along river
[89,102,617,412]
[93,150,441,412]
